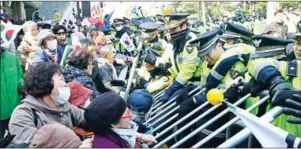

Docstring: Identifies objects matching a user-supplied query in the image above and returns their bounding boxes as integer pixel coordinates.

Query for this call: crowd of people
[1,5,301,148]
[191,8,301,39]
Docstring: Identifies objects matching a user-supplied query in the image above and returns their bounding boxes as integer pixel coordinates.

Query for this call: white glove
[78,137,93,148]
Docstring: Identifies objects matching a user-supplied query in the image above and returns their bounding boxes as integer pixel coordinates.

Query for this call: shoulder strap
[31,108,38,127]
[286,61,298,77]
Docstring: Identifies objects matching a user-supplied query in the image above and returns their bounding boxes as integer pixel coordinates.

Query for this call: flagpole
[146,2,157,16]
[76,1,80,24]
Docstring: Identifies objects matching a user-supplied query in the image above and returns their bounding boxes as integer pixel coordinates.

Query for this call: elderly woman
[29,29,58,65]
[84,91,157,148]
[62,47,100,99]
[78,38,109,93]
[17,21,39,70]
[8,63,86,145]
[97,44,126,96]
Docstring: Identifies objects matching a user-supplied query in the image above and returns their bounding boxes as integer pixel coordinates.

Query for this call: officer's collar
[170,28,189,39]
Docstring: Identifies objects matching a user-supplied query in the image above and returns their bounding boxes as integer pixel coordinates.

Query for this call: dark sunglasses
[56,32,66,35]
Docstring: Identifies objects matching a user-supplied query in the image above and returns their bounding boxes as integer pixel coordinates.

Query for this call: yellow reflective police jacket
[248,58,301,137]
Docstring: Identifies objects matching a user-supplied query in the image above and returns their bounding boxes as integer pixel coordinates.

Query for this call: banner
[226,102,301,148]
[89,3,104,26]
[0,22,22,48]
[119,33,136,52]
[60,2,78,32]
[59,2,76,25]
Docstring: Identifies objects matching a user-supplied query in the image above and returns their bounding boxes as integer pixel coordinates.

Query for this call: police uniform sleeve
[247,58,281,85]
[206,45,255,90]
[206,53,247,90]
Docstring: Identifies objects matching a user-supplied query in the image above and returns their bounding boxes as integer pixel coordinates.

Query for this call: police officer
[226,35,301,137]
[161,13,202,103]
[286,33,301,61]
[178,29,255,115]
[253,13,266,35]
[136,22,174,93]
[220,22,255,47]
[112,18,135,55]
[253,35,293,61]
[246,59,301,137]
[155,18,170,42]
[234,12,252,31]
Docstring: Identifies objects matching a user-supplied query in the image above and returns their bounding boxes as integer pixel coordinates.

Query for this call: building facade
[0,1,41,20]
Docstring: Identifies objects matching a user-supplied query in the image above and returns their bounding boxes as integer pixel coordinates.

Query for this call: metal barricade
[152,89,206,135]
[146,85,202,124]
[152,93,251,148]
[170,94,252,147]
[148,89,205,128]
[192,95,270,147]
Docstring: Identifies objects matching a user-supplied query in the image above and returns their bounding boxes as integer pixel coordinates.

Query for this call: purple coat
[93,130,129,148]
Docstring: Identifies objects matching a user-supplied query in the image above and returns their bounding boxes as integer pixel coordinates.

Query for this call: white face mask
[83,98,91,109]
[111,121,139,148]
[141,32,155,39]
[51,87,70,106]
[116,25,124,31]
[46,40,57,51]
[130,110,151,123]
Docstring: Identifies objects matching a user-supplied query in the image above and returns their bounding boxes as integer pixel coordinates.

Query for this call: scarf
[111,121,139,148]
[170,28,191,53]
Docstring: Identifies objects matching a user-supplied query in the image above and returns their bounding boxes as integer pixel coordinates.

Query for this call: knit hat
[29,123,82,148]
[96,44,114,58]
[37,29,55,46]
[22,21,37,33]
[68,81,92,106]
[127,89,154,113]
[84,91,127,133]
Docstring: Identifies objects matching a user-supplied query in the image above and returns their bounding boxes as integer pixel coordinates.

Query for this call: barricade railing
[152,93,251,148]
[152,90,207,135]
[148,89,205,128]
[191,95,270,147]
[148,85,202,120]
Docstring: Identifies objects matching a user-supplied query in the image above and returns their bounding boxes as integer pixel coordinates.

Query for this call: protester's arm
[98,66,122,94]
[8,106,38,144]
[146,76,170,94]
[70,105,87,129]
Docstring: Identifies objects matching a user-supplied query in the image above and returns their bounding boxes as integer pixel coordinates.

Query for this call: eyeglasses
[121,110,132,119]
[57,32,66,36]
